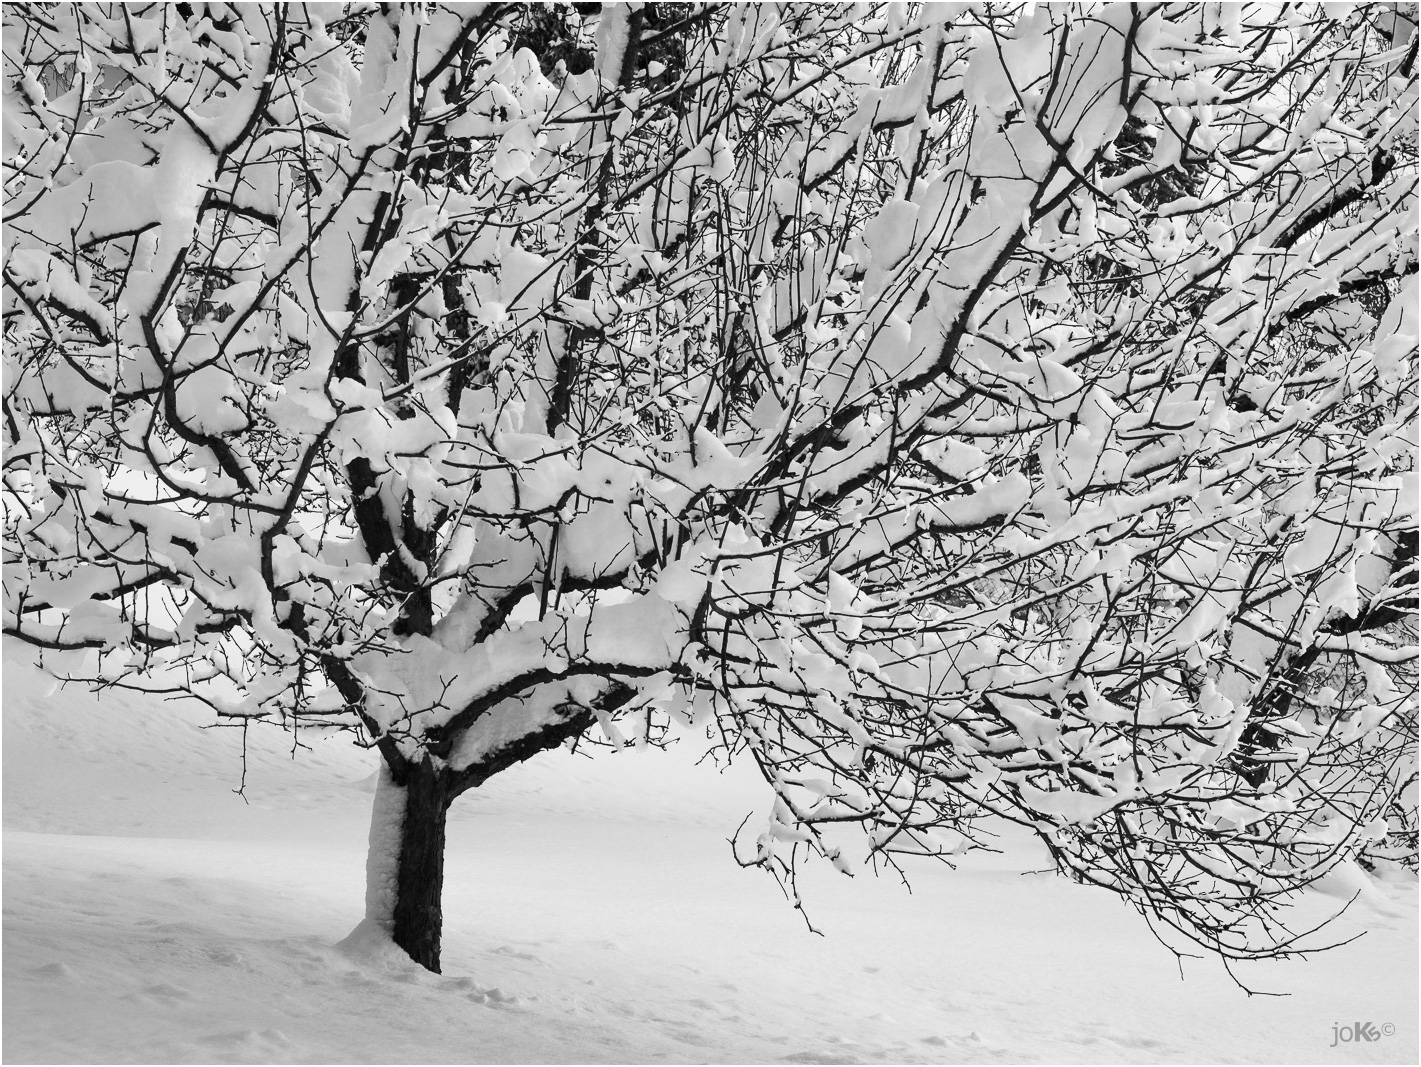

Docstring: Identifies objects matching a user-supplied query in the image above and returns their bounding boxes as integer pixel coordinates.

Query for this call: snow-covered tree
[5,2,1416,973]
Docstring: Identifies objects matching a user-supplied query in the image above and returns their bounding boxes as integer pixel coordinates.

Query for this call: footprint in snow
[922,1031,985,1048]
[1111,1033,1164,1051]
[490,944,540,962]
[667,1027,711,1047]
[780,1052,861,1064]
[467,986,521,1009]
[29,962,74,981]
[198,1029,291,1052]
[143,982,195,1003]
[338,972,382,990]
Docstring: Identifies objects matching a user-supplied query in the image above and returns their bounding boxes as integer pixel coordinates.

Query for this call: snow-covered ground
[3,638,1415,1065]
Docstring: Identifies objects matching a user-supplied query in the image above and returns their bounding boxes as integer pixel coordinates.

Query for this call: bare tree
[4,2,1416,974]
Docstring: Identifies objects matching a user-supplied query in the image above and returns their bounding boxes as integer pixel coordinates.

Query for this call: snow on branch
[3,1,1416,962]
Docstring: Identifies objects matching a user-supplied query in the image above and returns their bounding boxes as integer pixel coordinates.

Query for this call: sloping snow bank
[3,640,1416,1064]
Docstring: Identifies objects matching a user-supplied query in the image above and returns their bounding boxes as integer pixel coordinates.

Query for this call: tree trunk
[358,708,606,972]
[390,756,452,972]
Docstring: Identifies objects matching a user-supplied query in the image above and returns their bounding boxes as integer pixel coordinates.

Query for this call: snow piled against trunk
[3,638,1417,1065]
[357,763,407,931]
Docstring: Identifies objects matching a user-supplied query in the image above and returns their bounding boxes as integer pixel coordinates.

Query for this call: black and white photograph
[3,2,1417,1063]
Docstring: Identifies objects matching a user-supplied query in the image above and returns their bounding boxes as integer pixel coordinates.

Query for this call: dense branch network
[3,2,1416,963]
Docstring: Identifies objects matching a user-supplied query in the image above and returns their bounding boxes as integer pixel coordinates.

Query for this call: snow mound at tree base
[335,918,427,973]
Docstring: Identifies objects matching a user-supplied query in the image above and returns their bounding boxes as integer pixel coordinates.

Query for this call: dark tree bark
[390,756,453,973]
[381,698,616,971]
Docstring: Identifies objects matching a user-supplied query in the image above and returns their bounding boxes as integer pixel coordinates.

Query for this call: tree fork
[383,698,616,972]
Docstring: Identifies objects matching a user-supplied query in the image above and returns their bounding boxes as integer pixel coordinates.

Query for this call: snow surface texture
[2,639,1416,1065]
